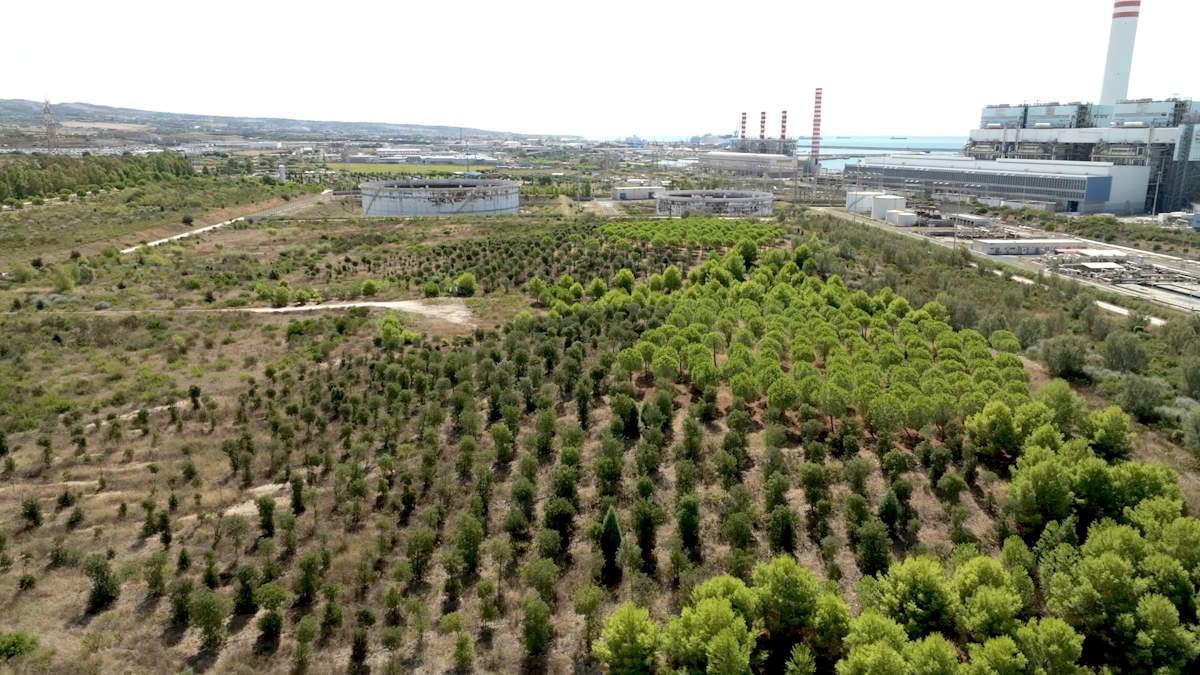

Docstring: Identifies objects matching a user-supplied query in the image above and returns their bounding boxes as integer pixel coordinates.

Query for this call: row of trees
[0,153,195,202]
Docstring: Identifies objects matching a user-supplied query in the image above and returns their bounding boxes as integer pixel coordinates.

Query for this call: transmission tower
[43,99,57,153]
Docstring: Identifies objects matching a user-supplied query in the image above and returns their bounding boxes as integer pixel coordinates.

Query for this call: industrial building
[360,179,519,216]
[885,210,918,227]
[700,151,805,177]
[846,1,1199,214]
[655,190,773,217]
[846,154,1152,214]
[969,239,1081,256]
[611,186,666,201]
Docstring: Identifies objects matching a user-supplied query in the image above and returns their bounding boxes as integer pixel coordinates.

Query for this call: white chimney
[1100,0,1141,105]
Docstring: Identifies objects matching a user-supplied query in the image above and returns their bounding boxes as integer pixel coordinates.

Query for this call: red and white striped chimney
[1100,0,1141,104]
[780,110,788,140]
[759,112,766,141]
[810,88,823,162]
[740,112,747,139]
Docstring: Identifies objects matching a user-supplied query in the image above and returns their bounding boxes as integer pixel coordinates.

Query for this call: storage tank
[845,191,881,214]
[886,210,918,227]
[871,195,906,220]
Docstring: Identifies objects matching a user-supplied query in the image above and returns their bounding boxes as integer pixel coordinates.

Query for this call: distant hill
[0,99,535,142]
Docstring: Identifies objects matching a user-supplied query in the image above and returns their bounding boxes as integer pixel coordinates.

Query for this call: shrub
[1102,331,1148,373]
[454,271,477,297]
[190,588,227,649]
[522,593,552,655]
[84,554,120,613]
[1041,336,1089,380]
[0,631,37,659]
[20,499,41,528]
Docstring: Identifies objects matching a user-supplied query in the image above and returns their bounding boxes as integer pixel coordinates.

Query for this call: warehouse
[611,186,665,201]
[699,151,804,177]
[969,238,1081,256]
[845,154,1151,215]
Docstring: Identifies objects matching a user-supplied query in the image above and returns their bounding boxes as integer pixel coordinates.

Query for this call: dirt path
[120,189,332,254]
[241,298,474,324]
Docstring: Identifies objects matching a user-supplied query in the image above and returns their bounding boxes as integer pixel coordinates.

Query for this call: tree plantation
[2,207,1200,673]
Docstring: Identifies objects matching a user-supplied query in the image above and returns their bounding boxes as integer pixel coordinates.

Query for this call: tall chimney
[760,112,766,140]
[740,112,747,139]
[810,88,823,164]
[780,110,788,140]
[1100,0,1140,104]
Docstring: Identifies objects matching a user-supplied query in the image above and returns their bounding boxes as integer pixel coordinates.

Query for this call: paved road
[120,189,332,254]
[815,207,1179,322]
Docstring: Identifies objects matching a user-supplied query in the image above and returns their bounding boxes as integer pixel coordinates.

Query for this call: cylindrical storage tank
[360,179,520,216]
[845,191,880,214]
[871,195,905,220]
[886,210,918,227]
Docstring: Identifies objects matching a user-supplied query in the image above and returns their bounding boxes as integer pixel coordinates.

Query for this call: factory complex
[846,1,1198,215]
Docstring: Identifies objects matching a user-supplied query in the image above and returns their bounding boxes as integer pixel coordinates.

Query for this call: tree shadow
[520,650,549,674]
[572,653,602,675]
[253,632,280,656]
[136,594,162,616]
[185,646,220,673]
[228,611,254,636]
[160,623,187,647]
[476,625,494,651]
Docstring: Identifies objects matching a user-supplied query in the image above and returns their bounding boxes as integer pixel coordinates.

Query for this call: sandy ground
[242,298,474,324]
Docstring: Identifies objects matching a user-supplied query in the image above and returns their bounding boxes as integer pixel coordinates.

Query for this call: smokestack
[780,110,788,140]
[740,112,747,139]
[1100,0,1140,104]
[760,112,766,140]
[810,88,823,166]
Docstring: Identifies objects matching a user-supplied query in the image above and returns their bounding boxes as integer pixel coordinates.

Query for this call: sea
[614,135,969,172]
[815,136,967,172]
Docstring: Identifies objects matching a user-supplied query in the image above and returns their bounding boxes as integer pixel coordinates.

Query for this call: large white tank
[871,195,906,220]
[886,210,918,227]
[845,191,881,214]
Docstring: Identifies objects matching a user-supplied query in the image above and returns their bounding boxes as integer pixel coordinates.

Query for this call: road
[119,189,332,254]
[815,207,1179,323]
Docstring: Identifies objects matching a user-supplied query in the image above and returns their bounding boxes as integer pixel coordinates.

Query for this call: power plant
[846,0,1198,214]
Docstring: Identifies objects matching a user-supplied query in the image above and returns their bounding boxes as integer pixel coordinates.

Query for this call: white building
[846,154,1151,215]
[699,151,801,176]
[970,238,1081,256]
[611,186,665,201]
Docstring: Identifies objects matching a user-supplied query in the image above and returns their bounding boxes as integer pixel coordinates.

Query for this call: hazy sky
[4,0,1197,138]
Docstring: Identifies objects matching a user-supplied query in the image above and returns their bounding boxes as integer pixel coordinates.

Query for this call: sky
[3,0,1198,138]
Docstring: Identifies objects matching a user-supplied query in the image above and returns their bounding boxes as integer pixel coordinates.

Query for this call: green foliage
[0,153,194,202]
[752,556,819,639]
[1087,405,1133,461]
[0,631,37,660]
[663,597,753,673]
[1042,336,1089,380]
[84,553,119,613]
[190,588,227,649]
[522,593,551,655]
[454,271,477,297]
[601,219,783,247]
[866,556,955,639]
[594,602,660,674]
[1102,331,1148,373]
